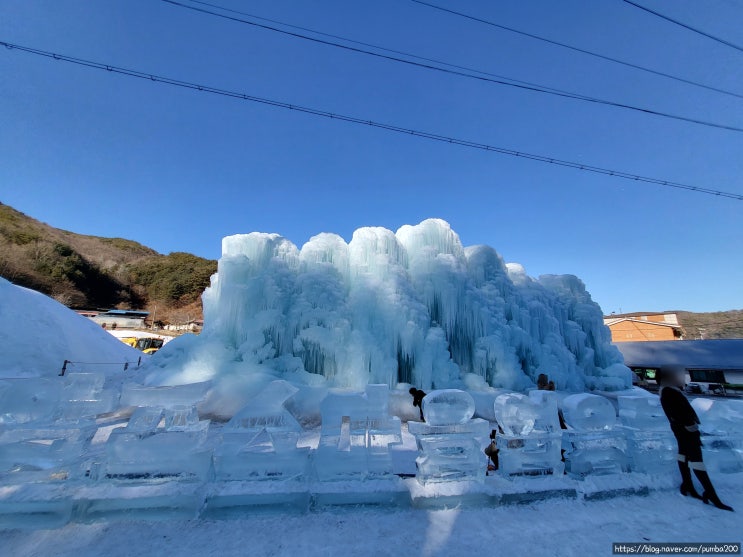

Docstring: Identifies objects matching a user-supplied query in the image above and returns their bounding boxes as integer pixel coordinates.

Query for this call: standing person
[658,366,733,512]
[484,429,500,474]
[409,387,426,421]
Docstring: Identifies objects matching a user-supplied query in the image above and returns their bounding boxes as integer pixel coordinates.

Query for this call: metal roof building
[616,339,743,385]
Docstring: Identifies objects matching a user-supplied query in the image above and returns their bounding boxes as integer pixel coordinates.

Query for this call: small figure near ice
[547,381,556,391]
[409,388,426,421]
[537,374,549,390]
[658,367,734,512]
[484,429,500,473]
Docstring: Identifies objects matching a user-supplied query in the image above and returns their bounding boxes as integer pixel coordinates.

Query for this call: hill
[677,310,743,340]
[0,202,216,321]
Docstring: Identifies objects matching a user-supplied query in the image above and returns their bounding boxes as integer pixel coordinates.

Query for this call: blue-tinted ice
[422,389,476,426]
[409,390,489,484]
[692,398,743,473]
[562,394,628,478]
[617,395,675,474]
[215,381,309,481]
[313,384,402,481]
[103,406,211,482]
[494,392,563,477]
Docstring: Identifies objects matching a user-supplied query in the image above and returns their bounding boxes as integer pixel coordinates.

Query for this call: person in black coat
[409,388,426,421]
[658,366,733,512]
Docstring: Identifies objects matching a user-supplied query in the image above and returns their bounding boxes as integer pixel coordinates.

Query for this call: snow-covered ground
[4,480,740,557]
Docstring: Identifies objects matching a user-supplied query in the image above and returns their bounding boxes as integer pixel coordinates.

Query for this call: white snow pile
[0,277,141,378]
[143,219,629,407]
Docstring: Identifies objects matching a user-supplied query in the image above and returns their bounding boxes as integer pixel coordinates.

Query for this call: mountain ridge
[0,202,215,322]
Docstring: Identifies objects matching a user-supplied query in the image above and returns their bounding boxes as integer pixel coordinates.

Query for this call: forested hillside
[0,202,215,321]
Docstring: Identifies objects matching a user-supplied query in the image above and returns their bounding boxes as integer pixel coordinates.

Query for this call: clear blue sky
[1,0,741,314]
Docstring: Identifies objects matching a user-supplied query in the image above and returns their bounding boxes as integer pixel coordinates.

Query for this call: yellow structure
[117,336,164,354]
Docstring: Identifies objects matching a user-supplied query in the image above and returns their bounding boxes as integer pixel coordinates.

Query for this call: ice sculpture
[214,380,309,481]
[102,406,211,482]
[0,426,91,483]
[562,393,616,431]
[313,384,402,481]
[422,389,475,425]
[120,381,211,409]
[142,219,630,406]
[493,392,563,477]
[618,395,668,430]
[0,374,113,484]
[408,390,489,483]
[561,394,628,478]
[59,372,118,422]
[616,396,675,474]
[0,378,61,425]
[691,398,743,435]
[691,398,743,474]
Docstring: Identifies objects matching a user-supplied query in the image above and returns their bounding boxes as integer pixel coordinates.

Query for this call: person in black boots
[658,366,733,512]
[409,387,426,421]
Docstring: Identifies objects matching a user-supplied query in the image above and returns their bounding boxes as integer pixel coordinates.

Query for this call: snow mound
[0,277,141,378]
[142,219,629,407]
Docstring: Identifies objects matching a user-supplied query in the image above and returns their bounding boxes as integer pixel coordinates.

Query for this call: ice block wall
[145,219,629,394]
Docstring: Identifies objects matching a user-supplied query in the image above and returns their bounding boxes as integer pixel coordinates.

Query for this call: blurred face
[663,369,685,387]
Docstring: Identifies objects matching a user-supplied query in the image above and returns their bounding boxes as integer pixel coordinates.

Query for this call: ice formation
[103,406,212,482]
[691,398,743,474]
[561,394,629,478]
[562,393,616,431]
[408,390,489,483]
[616,395,676,474]
[144,219,630,403]
[421,389,475,426]
[493,391,564,477]
[215,381,309,481]
[313,384,402,480]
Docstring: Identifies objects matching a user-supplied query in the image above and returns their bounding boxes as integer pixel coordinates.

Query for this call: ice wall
[144,219,629,398]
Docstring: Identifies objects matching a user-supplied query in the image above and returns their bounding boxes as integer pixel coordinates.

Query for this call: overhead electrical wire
[158,0,743,133]
[1,40,741,201]
[621,0,743,53]
[409,0,743,99]
[182,0,573,97]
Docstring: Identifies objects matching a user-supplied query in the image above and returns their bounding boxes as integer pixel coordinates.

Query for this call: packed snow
[0,277,141,378]
[142,219,630,416]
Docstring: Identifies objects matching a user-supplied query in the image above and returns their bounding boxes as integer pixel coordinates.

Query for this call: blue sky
[1,0,741,314]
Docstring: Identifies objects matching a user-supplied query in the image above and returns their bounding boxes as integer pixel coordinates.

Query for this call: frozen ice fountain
[142,219,631,398]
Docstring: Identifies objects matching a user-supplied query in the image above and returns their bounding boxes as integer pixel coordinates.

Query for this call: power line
[1,40,741,201]
[622,0,743,53]
[409,0,743,100]
[159,0,743,133]
[182,0,570,97]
